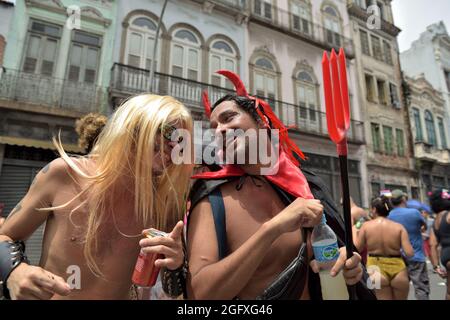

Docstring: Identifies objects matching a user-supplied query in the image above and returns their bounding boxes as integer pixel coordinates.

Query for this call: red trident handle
[322,48,351,156]
[322,48,357,300]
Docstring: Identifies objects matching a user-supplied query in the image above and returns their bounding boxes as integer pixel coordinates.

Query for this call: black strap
[208,188,227,260]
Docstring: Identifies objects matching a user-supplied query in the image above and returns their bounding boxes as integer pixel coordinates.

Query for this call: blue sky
[392,0,450,52]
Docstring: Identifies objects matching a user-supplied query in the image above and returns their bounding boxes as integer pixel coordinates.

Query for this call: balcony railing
[249,0,354,58]
[0,69,105,113]
[110,63,234,112]
[110,63,365,144]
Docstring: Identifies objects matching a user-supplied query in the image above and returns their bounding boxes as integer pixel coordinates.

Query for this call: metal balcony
[0,68,105,113]
[110,63,365,144]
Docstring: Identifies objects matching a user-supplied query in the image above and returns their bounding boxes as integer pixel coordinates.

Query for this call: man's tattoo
[42,163,50,174]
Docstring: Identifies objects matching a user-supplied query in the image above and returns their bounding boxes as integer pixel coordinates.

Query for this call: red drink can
[132,229,168,287]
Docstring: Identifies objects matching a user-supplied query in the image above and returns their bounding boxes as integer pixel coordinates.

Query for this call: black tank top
[435,211,450,247]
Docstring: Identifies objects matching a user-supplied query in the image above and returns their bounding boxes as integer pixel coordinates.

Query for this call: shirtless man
[181,71,364,300]
[0,95,190,299]
[355,196,414,300]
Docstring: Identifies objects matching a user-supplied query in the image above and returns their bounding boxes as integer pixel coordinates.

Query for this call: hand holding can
[138,221,185,269]
[132,228,168,287]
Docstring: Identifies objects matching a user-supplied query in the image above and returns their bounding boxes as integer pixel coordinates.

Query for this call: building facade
[245,0,367,207]
[0,0,15,67]
[347,0,418,201]
[400,22,450,198]
[404,75,450,199]
[109,0,248,117]
[0,0,118,264]
[400,22,450,136]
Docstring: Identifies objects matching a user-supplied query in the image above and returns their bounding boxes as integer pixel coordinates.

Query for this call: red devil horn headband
[216,70,249,97]
[202,70,306,165]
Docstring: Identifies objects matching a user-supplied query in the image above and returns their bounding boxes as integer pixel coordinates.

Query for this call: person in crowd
[75,113,108,154]
[156,70,373,300]
[429,189,450,300]
[355,196,413,300]
[0,94,192,299]
[388,189,430,300]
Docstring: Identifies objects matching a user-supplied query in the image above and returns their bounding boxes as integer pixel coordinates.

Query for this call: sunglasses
[160,124,183,143]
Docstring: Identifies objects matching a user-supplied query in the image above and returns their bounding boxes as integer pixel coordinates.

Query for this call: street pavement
[408,260,447,300]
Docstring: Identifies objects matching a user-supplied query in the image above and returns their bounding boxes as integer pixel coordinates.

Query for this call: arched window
[171,28,201,81]
[296,70,318,123]
[253,57,278,108]
[323,5,341,48]
[125,16,160,70]
[291,0,312,35]
[210,39,237,89]
[425,110,437,146]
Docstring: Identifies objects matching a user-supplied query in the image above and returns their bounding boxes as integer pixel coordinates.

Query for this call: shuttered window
[22,20,61,76]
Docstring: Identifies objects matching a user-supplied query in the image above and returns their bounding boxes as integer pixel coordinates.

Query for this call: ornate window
[171,29,201,81]
[383,125,393,155]
[253,57,278,108]
[67,31,102,83]
[412,108,423,142]
[22,20,62,76]
[437,117,448,149]
[371,123,381,153]
[295,70,317,123]
[291,1,312,35]
[425,110,437,146]
[210,40,237,89]
[396,128,405,157]
[254,0,273,20]
[322,5,341,48]
[125,16,160,70]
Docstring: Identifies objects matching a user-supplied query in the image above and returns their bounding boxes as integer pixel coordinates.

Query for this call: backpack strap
[208,187,227,260]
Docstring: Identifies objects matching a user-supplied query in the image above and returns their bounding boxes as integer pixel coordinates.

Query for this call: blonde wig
[50,94,193,276]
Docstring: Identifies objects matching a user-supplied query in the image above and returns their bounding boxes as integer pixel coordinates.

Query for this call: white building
[109,0,248,119]
[404,74,449,197]
[400,21,450,151]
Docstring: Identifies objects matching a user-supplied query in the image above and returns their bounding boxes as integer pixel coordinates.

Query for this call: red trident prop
[322,48,356,300]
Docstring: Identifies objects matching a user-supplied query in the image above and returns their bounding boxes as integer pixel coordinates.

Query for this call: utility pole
[149,0,169,92]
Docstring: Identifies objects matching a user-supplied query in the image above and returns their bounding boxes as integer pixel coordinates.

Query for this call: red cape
[192,151,314,199]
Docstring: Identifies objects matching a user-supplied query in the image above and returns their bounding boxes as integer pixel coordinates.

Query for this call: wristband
[161,261,187,298]
[0,241,29,299]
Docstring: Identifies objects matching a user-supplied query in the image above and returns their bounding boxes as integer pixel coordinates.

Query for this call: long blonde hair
[50,94,193,276]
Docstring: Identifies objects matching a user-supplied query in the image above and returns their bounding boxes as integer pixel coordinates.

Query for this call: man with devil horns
[157,70,376,300]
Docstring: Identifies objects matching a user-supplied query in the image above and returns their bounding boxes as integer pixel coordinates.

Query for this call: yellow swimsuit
[367,255,406,282]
